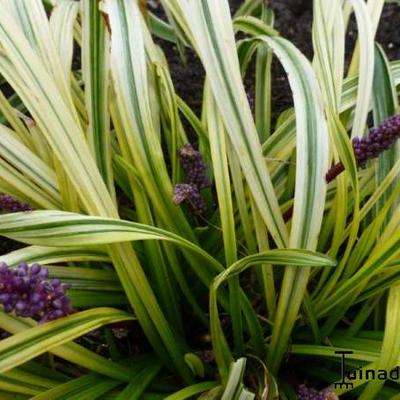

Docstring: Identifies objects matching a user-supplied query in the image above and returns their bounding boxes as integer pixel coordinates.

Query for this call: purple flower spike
[173,183,206,213]
[0,194,31,213]
[0,262,73,323]
[179,144,210,189]
[297,384,338,400]
[352,114,400,167]
[173,144,210,213]
[326,114,400,182]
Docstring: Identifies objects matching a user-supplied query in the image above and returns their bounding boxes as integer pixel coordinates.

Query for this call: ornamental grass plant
[0,0,398,399]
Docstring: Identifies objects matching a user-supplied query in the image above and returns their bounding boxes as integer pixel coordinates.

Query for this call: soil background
[150,0,400,121]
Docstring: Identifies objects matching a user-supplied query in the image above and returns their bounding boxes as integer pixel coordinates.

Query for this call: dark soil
[150,0,400,123]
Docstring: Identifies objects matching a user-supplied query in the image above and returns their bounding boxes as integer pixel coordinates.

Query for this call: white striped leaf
[49,0,79,81]
[0,210,222,275]
[348,0,375,139]
[0,308,133,374]
[234,16,329,371]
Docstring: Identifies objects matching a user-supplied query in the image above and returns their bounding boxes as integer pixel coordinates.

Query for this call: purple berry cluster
[179,144,210,189]
[0,194,31,213]
[326,114,400,182]
[297,385,338,400]
[0,262,73,323]
[173,144,210,213]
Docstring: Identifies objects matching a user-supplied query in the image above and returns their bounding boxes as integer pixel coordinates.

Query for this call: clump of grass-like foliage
[0,0,398,398]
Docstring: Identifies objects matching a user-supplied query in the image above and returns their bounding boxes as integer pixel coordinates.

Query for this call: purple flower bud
[52,299,63,309]
[31,293,41,303]
[0,263,8,273]
[15,301,27,311]
[17,266,28,277]
[30,264,41,275]
[51,279,61,288]
[0,293,10,303]
[38,269,49,279]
